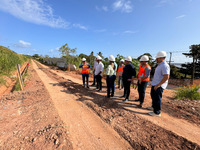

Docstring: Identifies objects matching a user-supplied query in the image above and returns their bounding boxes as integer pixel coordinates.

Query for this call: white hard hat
[96,55,99,58]
[125,56,132,62]
[82,58,86,61]
[155,51,167,58]
[120,59,124,62]
[109,55,115,61]
[140,55,149,61]
[96,56,102,60]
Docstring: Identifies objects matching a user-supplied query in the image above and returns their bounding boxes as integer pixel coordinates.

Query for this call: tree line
[32,43,200,79]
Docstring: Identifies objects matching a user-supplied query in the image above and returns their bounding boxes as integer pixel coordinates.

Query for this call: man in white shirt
[148,51,170,117]
[95,56,104,92]
[91,56,98,86]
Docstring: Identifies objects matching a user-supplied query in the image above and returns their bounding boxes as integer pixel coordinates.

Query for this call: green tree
[182,44,200,80]
[59,43,77,63]
[115,54,125,66]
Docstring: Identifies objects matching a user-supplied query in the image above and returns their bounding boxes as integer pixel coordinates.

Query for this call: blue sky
[0,0,199,63]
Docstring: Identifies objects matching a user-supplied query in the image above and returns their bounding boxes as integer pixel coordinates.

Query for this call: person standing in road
[91,56,98,86]
[148,51,170,117]
[135,55,151,108]
[120,56,136,102]
[111,56,117,97]
[118,59,125,90]
[106,55,116,98]
[79,58,91,88]
[95,56,104,92]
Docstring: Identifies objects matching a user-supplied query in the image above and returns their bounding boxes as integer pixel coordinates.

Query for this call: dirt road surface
[0,60,200,150]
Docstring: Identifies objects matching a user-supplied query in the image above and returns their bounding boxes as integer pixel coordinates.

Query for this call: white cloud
[102,6,108,11]
[73,24,88,30]
[113,0,133,13]
[95,29,107,33]
[49,47,59,53]
[155,0,174,7]
[95,6,100,11]
[176,15,186,19]
[13,40,31,48]
[33,49,37,52]
[0,0,70,28]
[123,30,139,34]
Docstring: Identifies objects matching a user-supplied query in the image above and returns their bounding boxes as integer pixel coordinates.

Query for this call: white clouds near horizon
[176,15,186,19]
[13,40,31,48]
[113,0,133,13]
[123,30,139,34]
[73,24,88,30]
[95,29,107,33]
[0,0,70,28]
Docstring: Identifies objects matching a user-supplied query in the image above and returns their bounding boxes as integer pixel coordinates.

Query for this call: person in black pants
[120,56,136,102]
[94,56,104,92]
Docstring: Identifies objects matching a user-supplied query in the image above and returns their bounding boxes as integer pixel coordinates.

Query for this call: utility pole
[167,52,174,65]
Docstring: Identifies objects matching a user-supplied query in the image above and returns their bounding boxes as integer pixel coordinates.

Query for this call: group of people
[79,51,170,117]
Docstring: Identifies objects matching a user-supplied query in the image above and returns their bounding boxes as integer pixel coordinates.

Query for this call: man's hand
[154,85,160,90]
[138,79,141,84]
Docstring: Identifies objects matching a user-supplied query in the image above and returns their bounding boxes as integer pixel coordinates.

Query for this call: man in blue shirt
[120,56,136,102]
[148,51,170,117]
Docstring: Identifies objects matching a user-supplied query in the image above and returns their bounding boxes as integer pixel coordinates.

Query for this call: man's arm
[154,74,169,90]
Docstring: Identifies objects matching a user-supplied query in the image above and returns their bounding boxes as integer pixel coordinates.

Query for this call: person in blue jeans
[148,51,170,117]
[106,55,116,98]
[79,58,91,88]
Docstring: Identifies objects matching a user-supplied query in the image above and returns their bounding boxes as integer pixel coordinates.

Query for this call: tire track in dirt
[32,60,132,150]
[35,60,198,149]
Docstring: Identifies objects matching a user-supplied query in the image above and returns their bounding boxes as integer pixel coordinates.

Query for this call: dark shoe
[135,99,140,102]
[123,99,128,102]
[91,84,95,86]
[110,95,114,97]
[119,95,125,98]
[105,96,110,98]
[87,86,90,88]
[138,103,143,108]
[98,89,102,92]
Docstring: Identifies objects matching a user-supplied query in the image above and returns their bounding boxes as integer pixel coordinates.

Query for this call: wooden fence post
[17,64,24,91]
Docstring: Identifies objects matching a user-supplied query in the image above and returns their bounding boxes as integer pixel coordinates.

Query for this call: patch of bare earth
[36,62,200,150]
[0,63,73,149]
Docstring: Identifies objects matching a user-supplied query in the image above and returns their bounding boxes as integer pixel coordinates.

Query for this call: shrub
[175,85,200,100]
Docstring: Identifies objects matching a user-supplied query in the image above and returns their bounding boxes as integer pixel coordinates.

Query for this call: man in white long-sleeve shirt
[95,56,104,92]
[91,56,98,86]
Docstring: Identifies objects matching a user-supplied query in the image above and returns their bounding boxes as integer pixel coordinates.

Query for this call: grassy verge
[175,85,200,100]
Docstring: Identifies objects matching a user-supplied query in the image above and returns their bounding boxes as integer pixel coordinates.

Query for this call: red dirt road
[0,60,200,150]
[32,61,131,149]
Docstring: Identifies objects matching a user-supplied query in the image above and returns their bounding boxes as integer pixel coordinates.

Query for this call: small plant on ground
[175,85,200,100]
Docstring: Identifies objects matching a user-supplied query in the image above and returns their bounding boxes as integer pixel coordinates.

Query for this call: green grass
[175,85,200,100]
[0,46,29,75]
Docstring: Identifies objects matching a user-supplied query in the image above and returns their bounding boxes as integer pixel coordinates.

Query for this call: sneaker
[87,86,90,88]
[119,95,125,98]
[148,112,161,117]
[138,103,143,108]
[98,89,102,92]
[147,107,153,110]
[135,99,140,102]
[123,99,128,102]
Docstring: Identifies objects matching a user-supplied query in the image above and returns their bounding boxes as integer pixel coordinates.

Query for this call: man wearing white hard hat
[118,59,125,90]
[79,58,91,88]
[135,55,151,108]
[95,56,104,92]
[105,55,116,98]
[147,51,170,117]
[120,56,136,102]
[91,55,99,86]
